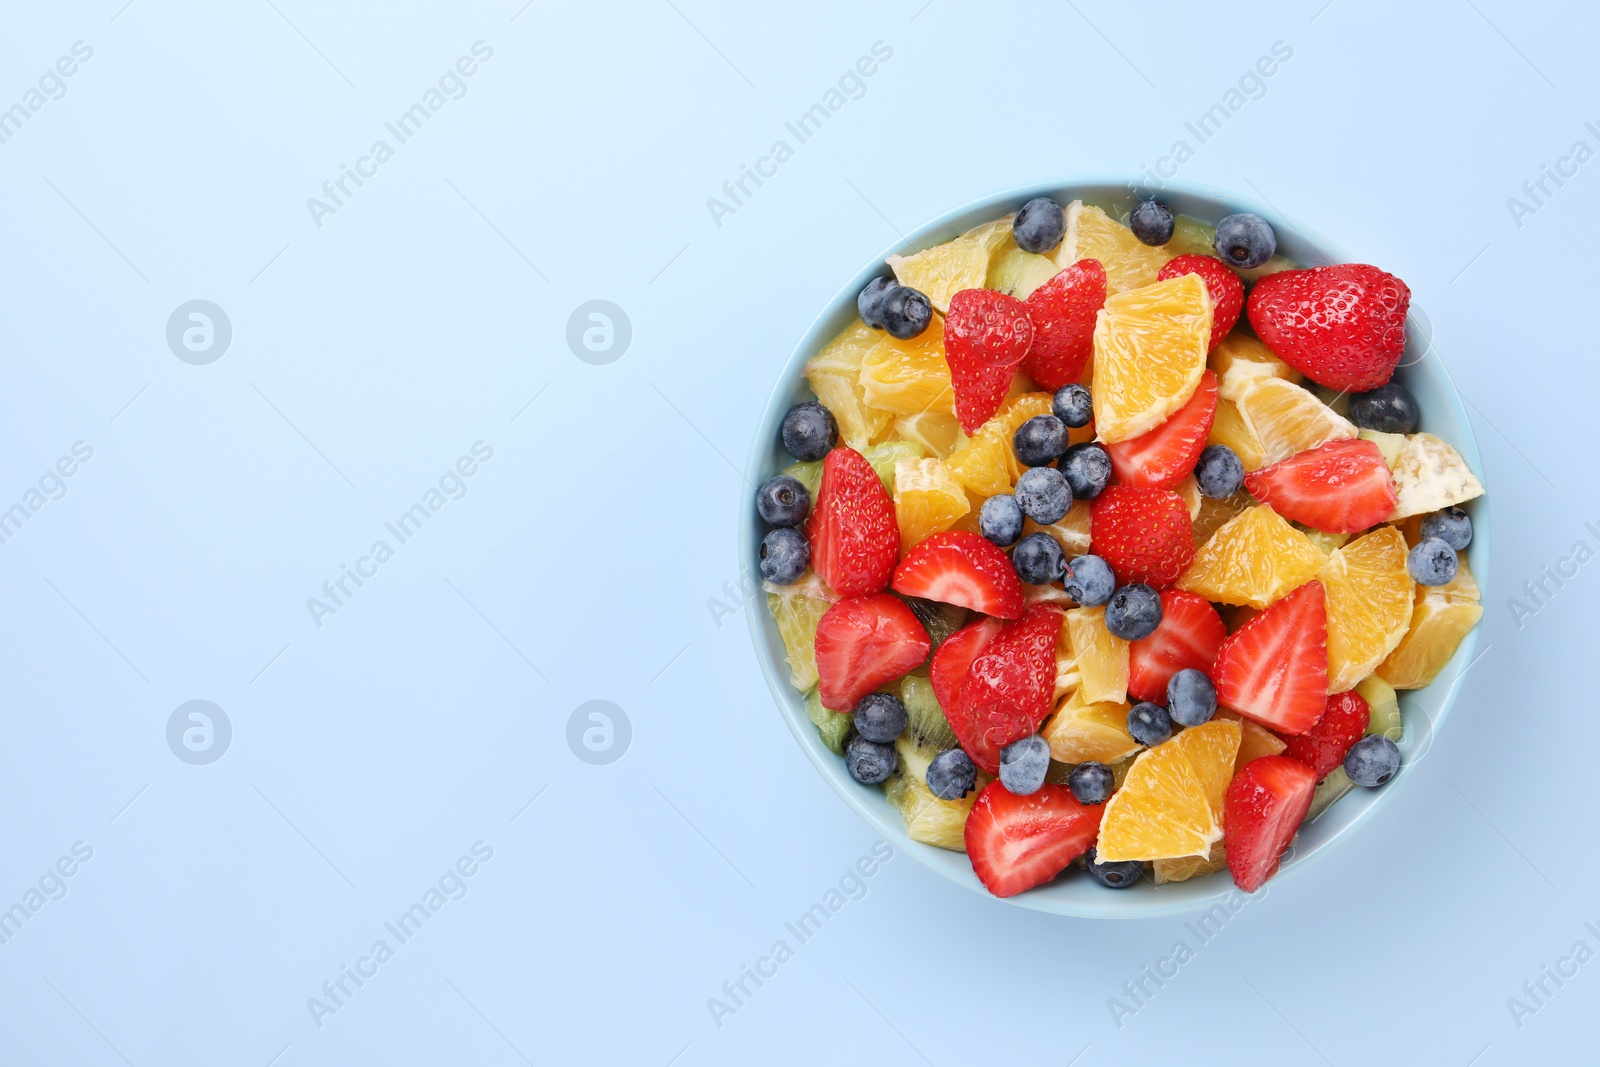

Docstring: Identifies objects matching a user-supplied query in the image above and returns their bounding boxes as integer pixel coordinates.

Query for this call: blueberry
[853,692,908,743]
[1166,668,1217,727]
[1129,200,1174,246]
[999,734,1051,795]
[1106,583,1163,640]
[759,528,809,584]
[1059,442,1112,500]
[1013,197,1066,254]
[1012,532,1066,585]
[979,494,1025,548]
[845,736,897,785]
[1052,383,1093,428]
[1085,846,1143,889]
[1407,537,1459,586]
[1194,444,1245,500]
[1127,701,1172,747]
[756,475,809,526]
[1213,213,1277,269]
[1062,554,1115,606]
[1067,761,1114,805]
[926,748,977,801]
[1348,383,1420,434]
[1013,415,1069,467]
[882,286,933,340]
[857,276,897,330]
[1015,466,1072,524]
[1420,507,1473,551]
[1343,734,1400,787]
[781,402,837,462]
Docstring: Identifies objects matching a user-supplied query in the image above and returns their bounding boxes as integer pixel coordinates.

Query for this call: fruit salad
[756,194,1483,899]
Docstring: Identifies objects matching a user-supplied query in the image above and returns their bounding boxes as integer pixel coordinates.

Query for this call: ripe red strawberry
[945,288,1033,368]
[949,604,1062,772]
[1158,254,1244,352]
[892,531,1024,619]
[1089,486,1196,588]
[965,781,1103,897]
[1104,370,1218,490]
[1210,581,1329,735]
[1225,755,1317,893]
[813,594,931,710]
[1283,690,1371,778]
[1246,264,1412,391]
[807,446,899,597]
[1022,259,1106,391]
[1243,439,1398,534]
[930,616,1003,713]
[1127,590,1227,703]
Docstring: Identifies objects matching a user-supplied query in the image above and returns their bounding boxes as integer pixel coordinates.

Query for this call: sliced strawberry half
[1283,690,1371,778]
[1158,254,1244,352]
[807,446,900,598]
[1244,439,1398,534]
[1127,590,1227,703]
[945,288,1033,369]
[949,604,1062,772]
[1104,370,1218,491]
[965,781,1103,897]
[1210,581,1328,735]
[1023,259,1106,391]
[813,594,931,711]
[1225,755,1318,893]
[930,616,1004,713]
[892,531,1024,619]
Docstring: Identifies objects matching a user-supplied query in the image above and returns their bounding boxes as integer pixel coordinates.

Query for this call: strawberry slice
[1158,255,1243,352]
[1210,581,1329,735]
[965,781,1103,897]
[1246,263,1411,392]
[945,288,1033,369]
[1089,486,1196,588]
[1243,439,1398,534]
[1225,755,1318,892]
[930,616,1004,713]
[807,446,900,598]
[1283,690,1371,778]
[1104,370,1218,490]
[813,594,931,710]
[1022,259,1106,391]
[892,531,1024,619]
[949,604,1062,772]
[1127,590,1227,703]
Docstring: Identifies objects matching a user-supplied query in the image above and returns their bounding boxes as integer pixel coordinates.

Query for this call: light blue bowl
[741,178,1488,917]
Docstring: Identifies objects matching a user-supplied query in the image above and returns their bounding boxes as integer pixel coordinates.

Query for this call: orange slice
[1153,841,1226,884]
[805,320,893,449]
[1065,605,1129,704]
[1024,501,1094,560]
[1176,504,1326,609]
[1322,526,1415,692]
[1041,689,1140,764]
[1053,202,1170,294]
[1224,368,1357,467]
[943,391,1054,497]
[893,457,970,554]
[888,217,1012,313]
[1097,719,1242,862]
[1208,398,1269,472]
[892,410,963,458]
[1091,273,1212,442]
[858,316,954,416]
[1192,490,1254,548]
[1378,558,1483,689]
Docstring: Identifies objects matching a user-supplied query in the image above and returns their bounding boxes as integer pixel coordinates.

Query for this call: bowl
[741,178,1488,917]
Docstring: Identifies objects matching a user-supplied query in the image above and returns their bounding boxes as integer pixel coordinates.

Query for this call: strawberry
[1104,370,1218,490]
[1089,486,1196,588]
[1243,439,1398,534]
[813,594,931,710]
[1022,259,1106,391]
[892,531,1024,619]
[949,604,1062,772]
[1283,690,1371,778]
[930,616,1003,713]
[1224,755,1318,893]
[964,781,1103,897]
[1158,254,1243,352]
[945,288,1033,368]
[1246,264,1412,392]
[807,446,900,598]
[1127,590,1227,703]
[1210,581,1329,734]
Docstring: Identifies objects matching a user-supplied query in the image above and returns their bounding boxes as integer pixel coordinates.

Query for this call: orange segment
[888,217,1012,313]
[1097,719,1242,862]
[859,316,954,416]
[1154,841,1225,884]
[1378,559,1483,689]
[943,391,1054,497]
[1176,504,1326,609]
[1228,714,1288,771]
[1322,526,1415,692]
[893,410,963,458]
[1226,371,1357,467]
[1208,398,1269,471]
[805,320,893,449]
[1024,501,1093,559]
[893,457,970,553]
[1041,689,1140,764]
[1053,202,1170,294]
[1209,332,1303,387]
[1192,490,1254,548]
[1065,605,1129,704]
[1091,273,1212,442]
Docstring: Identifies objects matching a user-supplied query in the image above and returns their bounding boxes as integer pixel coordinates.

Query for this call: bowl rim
[740,175,1488,918]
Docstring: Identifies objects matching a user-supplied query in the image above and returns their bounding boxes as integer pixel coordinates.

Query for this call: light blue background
[0,1,1592,1064]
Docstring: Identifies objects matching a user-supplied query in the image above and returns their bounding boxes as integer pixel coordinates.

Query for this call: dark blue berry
[1085,846,1143,888]
[1420,507,1473,551]
[1194,444,1244,500]
[1348,383,1419,434]
[1214,213,1276,269]
[979,494,1025,547]
[853,693,908,743]
[1052,383,1093,428]
[1106,583,1162,640]
[1013,415,1068,467]
[1344,734,1399,787]
[1067,761,1113,805]
[999,735,1051,795]
[1166,668,1217,727]
[1013,197,1066,254]
[858,276,897,330]
[1407,537,1458,586]
[845,736,897,784]
[1012,532,1066,585]
[926,748,977,801]
[759,528,809,584]
[882,286,933,340]
[1129,200,1174,246]
[781,402,837,462]
[1127,701,1172,747]
[1015,466,1072,524]
[1059,442,1111,500]
[1062,554,1115,606]
[756,475,809,526]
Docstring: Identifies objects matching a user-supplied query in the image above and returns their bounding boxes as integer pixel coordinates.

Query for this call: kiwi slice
[1306,767,1354,823]
[805,688,852,756]
[903,597,967,655]
[1356,674,1402,740]
[885,734,982,852]
[780,460,822,501]
[898,670,959,751]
